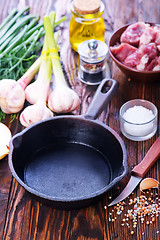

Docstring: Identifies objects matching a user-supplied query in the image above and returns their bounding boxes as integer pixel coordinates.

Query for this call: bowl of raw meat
[109,22,160,81]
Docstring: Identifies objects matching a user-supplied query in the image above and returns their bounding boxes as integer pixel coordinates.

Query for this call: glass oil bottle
[69,0,105,52]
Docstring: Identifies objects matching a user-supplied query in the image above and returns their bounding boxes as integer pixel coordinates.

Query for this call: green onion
[55,16,67,27]
[0,25,28,58]
[0,8,67,120]
[0,6,30,39]
[0,111,6,122]
[0,14,37,46]
[19,13,56,127]
[9,28,44,72]
[43,15,80,113]
[0,8,17,31]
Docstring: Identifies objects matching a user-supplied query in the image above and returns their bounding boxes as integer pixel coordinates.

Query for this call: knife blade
[108,136,160,207]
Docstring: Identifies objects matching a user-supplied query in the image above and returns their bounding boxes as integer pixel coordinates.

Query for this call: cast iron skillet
[9,78,128,209]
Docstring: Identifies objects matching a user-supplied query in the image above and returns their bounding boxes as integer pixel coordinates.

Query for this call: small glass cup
[119,99,158,141]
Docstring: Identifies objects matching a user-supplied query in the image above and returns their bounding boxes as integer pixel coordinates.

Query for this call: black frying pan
[9,79,128,209]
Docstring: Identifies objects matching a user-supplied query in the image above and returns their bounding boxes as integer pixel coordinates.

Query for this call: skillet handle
[84,78,119,120]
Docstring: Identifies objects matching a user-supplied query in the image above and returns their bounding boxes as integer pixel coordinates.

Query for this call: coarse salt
[122,105,155,137]
[107,190,160,236]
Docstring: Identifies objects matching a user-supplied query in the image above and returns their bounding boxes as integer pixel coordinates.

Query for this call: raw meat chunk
[155,28,160,48]
[139,26,157,45]
[110,21,160,72]
[139,43,157,61]
[124,43,157,70]
[120,22,147,46]
[110,43,137,62]
[124,50,140,68]
[149,56,160,71]
[136,43,157,70]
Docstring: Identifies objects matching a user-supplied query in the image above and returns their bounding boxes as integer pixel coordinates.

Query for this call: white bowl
[119,99,158,141]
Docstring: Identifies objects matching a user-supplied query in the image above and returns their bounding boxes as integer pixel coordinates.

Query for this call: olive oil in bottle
[69,0,105,52]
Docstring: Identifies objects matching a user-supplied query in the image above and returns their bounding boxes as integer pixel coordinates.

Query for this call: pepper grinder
[78,39,108,85]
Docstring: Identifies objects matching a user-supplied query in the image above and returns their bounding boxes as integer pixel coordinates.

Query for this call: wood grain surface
[0,0,160,239]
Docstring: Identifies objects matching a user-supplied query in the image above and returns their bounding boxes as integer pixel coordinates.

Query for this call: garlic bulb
[0,59,40,114]
[43,16,80,114]
[0,79,25,114]
[20,104,53,127]
[48,83,80,113]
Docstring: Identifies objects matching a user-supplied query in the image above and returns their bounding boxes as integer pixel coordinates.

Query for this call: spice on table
[106,189,160,236]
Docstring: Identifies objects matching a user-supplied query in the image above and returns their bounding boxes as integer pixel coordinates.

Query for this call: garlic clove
[0,123,12,160]
[140,177,159,191]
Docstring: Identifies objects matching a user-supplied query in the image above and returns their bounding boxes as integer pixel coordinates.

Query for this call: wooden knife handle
[131,136,160,178]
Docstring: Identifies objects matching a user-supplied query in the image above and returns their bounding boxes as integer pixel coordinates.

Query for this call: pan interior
[24,142,112,200]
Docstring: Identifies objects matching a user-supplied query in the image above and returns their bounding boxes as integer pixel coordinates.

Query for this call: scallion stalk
[0,8,67,120]
[9,28,44,72]
[0,25,28,58]
[0,8,17,31]
[20,14,55,127]
[0,6,30,39]
[54,16,67,27]
[43,16,66,85]
[0,14,37,46]
[43,15,80,113]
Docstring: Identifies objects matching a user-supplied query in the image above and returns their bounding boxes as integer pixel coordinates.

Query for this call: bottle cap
[73,0,101,14]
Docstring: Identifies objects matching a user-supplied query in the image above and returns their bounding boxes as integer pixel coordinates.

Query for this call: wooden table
[0,0,160,239]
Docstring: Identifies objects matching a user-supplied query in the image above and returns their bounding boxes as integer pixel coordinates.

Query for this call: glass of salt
[119,99,158,141]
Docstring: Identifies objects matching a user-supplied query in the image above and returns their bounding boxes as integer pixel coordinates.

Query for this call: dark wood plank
[0,114,22,238]
[0,157,12,239]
